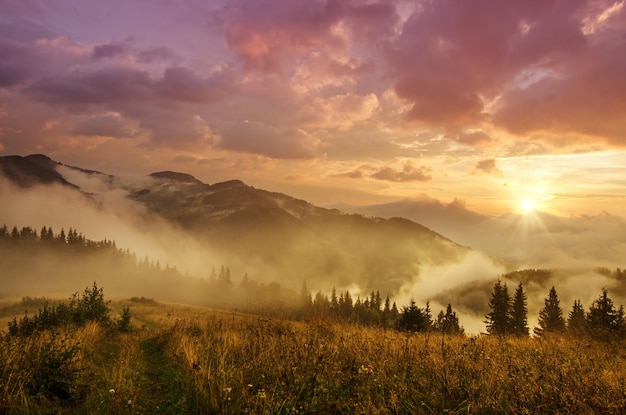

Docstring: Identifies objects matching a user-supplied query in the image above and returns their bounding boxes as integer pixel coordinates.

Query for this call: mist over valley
[2,154,625,334]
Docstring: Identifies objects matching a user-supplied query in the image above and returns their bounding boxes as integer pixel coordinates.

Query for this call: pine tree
[485,280,510,335]
[398,299,426,332]
[534,286,565,336]
[509,283,529,336]
[567,299,586,334]
[423,301,433,331]
[587,289,620,335]
[435,303,464,335]
[299,280,312,311]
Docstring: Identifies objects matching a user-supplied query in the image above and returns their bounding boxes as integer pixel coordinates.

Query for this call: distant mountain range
[0,154,470,294]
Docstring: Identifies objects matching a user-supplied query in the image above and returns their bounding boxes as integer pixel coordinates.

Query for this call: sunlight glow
[521,198,536,214]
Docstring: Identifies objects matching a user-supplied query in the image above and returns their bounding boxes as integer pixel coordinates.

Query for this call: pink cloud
[220,0,397,73]
[92,42,128,60]
[388,0,595,129]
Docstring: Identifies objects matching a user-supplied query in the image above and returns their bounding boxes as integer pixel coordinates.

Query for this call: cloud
[220,0,397,73]
[371,162,432,182]
[27,67,153,106]
[137,46,180,64]
[71,114,137,138]
[386,0,626,146]
[219,121,321,159]
[334,168,365,179]
[456,130,492,146]
[299,93,379,130]
[1,0,626,187]
[92,42,128,60]
[474,158,502,176]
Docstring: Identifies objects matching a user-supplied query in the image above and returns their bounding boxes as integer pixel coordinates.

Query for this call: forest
[2,224,626,339]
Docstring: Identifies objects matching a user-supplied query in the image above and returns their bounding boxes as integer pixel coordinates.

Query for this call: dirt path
[135,334,196,414]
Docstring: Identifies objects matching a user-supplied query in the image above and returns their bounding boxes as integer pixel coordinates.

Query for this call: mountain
[0,154,470,294]
[0,154,76,188]
[330,197,489,247]
[334,198,626,270]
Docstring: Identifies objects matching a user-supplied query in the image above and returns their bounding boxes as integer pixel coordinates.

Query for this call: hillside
[0,154,469,294]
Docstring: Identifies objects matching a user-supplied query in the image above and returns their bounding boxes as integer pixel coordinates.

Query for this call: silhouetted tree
[299,280,312,311]
[330,288,338,316]
[587,289,621,336]
[218,266,232,288]
[57,228,66,244]
[435,303,464,335]
[567,299,586,334]
[398,299,430,332]
[534,286,565,336]
[485,280,510,335]
[509,283,529,336]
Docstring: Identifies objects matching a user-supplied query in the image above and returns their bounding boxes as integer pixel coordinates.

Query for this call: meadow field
[1,296,626,414]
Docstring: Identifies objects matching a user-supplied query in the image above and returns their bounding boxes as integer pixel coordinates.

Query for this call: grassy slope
[1,300,626,414]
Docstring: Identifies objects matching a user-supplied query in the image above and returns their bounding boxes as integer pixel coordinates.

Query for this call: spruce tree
[435,303,464,335]
[398,299,426,332]
[485,280,510,335]
[567,299,586,334]
[510,283,529,336]
[587,289,620,335]
[534,286,565,336]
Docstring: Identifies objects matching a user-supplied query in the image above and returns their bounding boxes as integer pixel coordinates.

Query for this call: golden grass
[1,300,625,414]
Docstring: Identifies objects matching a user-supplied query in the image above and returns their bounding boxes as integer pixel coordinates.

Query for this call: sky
[1,0,626,217]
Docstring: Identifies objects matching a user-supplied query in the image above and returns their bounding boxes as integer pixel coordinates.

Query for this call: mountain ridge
[0,153,470,293]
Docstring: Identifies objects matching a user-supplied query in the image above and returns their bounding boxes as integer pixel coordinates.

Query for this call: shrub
[117,306,133,332]
[6,282,112,337]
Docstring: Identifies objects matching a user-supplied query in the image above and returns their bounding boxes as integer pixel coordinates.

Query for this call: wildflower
[223,387,232,393]
[358,364,374,375]
[127,400,132,406]
[109,388,116,395]
[257,389,267,399]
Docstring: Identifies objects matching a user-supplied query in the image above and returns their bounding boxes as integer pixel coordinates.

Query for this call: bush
[6,282,112,337]
[117,305,132,332]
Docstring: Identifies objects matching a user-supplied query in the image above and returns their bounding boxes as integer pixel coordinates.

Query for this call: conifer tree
[567,299,586,334]
[485,280,510,335]
[510,283,529,336]
[587,289,620,335]
[398,299,426,332]
[435,303,464,335]
[299,280,312,311]
[534,286,565,336]
[330,288,338,316]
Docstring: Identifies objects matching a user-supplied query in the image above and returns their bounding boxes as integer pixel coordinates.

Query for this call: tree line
[0,224,116,250]
[298,283,464,335]
[485,280,626,339]
[3,223,625,339]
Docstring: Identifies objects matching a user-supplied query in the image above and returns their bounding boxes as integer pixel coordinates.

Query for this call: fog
[341,197,626,271]
[2,169,625,335]
[0,176,219,278]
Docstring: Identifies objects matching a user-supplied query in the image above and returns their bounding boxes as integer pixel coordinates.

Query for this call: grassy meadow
[1,297,626,414]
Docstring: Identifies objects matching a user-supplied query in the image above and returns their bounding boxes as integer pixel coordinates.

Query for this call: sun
[520,198,537,214]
